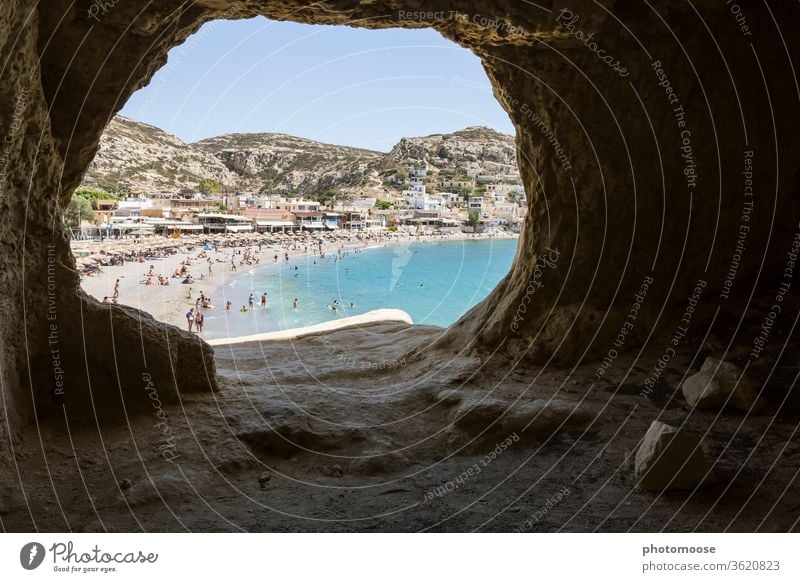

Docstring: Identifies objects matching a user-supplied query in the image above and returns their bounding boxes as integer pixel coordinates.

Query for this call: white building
[468,196,485,212]
[117,197,154,212]
[494,201,521,223]
[439,192,465,208]
[487,183,524,200]
[249,195,286,209]
[410,166,428,178]
[439,178,473,190]
[276,199,321,212]
[402,181,426,200]
[407,193,443,211]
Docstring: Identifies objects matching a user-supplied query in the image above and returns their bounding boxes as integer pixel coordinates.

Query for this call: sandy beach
[79,230,516,336]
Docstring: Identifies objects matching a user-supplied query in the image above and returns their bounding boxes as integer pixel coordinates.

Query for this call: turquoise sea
[202,238,518,339]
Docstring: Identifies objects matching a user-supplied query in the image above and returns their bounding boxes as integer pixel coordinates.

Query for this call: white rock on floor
[681,357,765,413]
[635,421,717,491]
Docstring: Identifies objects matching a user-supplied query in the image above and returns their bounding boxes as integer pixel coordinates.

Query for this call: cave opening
[2,1,800,533]
[74,16,525,346]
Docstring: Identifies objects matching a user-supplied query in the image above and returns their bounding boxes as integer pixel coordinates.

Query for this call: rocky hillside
[385,126,518,177]
[81,117,519,197]
[194,133,383,197]
[82,117,237,194]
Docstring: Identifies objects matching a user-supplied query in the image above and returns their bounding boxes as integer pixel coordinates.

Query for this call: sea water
[202,238,518,340]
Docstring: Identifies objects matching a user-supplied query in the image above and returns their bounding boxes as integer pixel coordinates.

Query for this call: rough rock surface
[635,421,717,492]
[1,0,797,427]
[448,392,595,450]
[682,358,766,414]
[1,1,800,532]
[1,320,798,532]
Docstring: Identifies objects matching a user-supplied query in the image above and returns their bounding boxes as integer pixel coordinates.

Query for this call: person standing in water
[186,308,195,332]
[293,298,298,309]
[248,293,255,309]
[113,279,120,300]
[261,293,267,309]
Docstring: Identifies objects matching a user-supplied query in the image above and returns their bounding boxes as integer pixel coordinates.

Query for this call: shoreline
[79,230,517,337]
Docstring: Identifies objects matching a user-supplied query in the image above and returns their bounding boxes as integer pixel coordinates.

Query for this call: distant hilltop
[82,116,520,199]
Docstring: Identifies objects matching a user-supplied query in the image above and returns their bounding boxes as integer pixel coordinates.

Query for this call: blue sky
[120,17,514,152]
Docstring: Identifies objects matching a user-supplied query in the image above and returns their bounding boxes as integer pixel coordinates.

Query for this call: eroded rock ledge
[3,315,799,532]
[1,1,799,503]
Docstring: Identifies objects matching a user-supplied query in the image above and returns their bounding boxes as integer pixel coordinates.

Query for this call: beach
[78,230,517,336]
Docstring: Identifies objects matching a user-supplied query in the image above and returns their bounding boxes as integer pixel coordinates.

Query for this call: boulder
[635,421,717,491]
[123,471,198,507]
[682,358,765,413]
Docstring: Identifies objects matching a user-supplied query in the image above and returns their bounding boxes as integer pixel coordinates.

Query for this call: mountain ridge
[82,116,519,197]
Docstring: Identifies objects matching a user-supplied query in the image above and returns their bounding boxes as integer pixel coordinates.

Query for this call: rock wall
[0,1,217,450]
[1,0,799,452]
[437,2,800,364]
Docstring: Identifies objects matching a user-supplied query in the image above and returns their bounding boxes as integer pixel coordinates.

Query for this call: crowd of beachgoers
[78,229,518,333]
[76,230,518,277]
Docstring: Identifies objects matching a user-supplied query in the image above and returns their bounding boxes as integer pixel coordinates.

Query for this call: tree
[453,185,474,198]
[74,186,119,209]
[374,199,392,210]
[65,194,95,228]
[198,178,223,195]
[316,190,336,205]
[468,208,481,229]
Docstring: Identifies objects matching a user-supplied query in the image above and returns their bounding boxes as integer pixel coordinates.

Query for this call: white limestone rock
[635,421,717,491]
[682,357,765,413]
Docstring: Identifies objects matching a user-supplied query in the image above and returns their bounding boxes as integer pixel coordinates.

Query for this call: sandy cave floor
[2,307,800,532]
